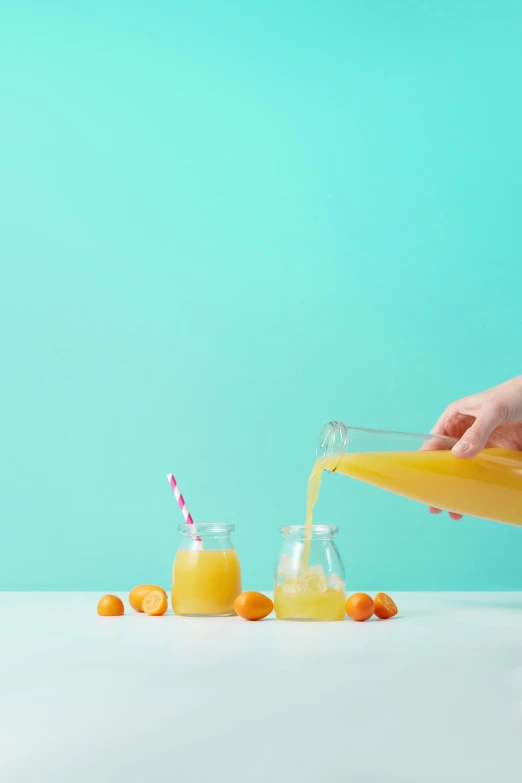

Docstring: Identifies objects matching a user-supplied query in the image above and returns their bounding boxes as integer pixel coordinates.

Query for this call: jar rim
[280,524,338,539]
[178,522,234,536]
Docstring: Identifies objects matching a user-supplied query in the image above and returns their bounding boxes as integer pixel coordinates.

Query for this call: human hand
[429,376,522,520]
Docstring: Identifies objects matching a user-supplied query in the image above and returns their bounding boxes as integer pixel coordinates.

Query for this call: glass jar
[172,523,242,617]
[274,525,346,621]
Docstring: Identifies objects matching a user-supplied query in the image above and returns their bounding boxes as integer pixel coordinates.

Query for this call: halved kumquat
[97,595,124,616]
[374,592,398,619]
[142,589,169,616]
[129,584,168,613]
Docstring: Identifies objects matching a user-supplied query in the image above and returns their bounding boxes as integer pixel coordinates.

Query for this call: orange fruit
[142,589,168,616]
[234,591,273,621]
[345,592,374,622]
[97,594,124,616]
[374,592,398,619]
[129,584,168,613]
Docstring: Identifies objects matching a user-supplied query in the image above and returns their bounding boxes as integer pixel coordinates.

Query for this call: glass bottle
[274,525,346,621]
[172,523,242,617]
[315,422,522,526]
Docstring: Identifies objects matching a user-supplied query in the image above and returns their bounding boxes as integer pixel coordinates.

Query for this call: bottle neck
[316,422,348,465]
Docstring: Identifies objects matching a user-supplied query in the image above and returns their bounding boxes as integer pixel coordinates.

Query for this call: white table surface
[1,592,522,783]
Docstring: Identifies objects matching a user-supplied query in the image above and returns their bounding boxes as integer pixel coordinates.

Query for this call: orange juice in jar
[172,523,241,616]
[274,525,346,621]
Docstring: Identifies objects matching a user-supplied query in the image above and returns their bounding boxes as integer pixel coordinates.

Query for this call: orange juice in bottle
[307,422,522,527]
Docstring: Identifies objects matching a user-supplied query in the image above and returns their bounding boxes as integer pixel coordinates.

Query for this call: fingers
[452,403,506,458]
[430,407,454,437]
[429,506,462,520]
[421,436,450,452]
[429,405,468,446]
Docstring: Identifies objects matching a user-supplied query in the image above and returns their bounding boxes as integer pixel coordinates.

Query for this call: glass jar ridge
[280,524,338,540]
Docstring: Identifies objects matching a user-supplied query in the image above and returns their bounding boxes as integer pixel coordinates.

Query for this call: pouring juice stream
[277,424,522,621]
[273,442,346,621]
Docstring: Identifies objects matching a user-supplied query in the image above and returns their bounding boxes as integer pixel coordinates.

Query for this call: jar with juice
[172,523,242,616]
[274,525,346,621]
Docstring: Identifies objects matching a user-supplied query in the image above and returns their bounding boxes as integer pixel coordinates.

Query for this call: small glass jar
[172,523,242,617]
[274,525,346,621]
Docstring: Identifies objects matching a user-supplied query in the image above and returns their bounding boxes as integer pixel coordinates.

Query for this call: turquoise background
[2,0,522,591]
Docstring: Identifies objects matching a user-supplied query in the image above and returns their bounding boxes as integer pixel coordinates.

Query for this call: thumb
[452,405,504,458]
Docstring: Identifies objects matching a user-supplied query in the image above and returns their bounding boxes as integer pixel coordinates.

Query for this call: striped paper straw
[166,473,202,547]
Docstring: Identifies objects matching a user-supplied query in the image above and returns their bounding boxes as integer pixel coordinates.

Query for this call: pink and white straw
[166,473,202,548]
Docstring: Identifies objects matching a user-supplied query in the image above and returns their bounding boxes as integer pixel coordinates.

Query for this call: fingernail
[453,440,471,456]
